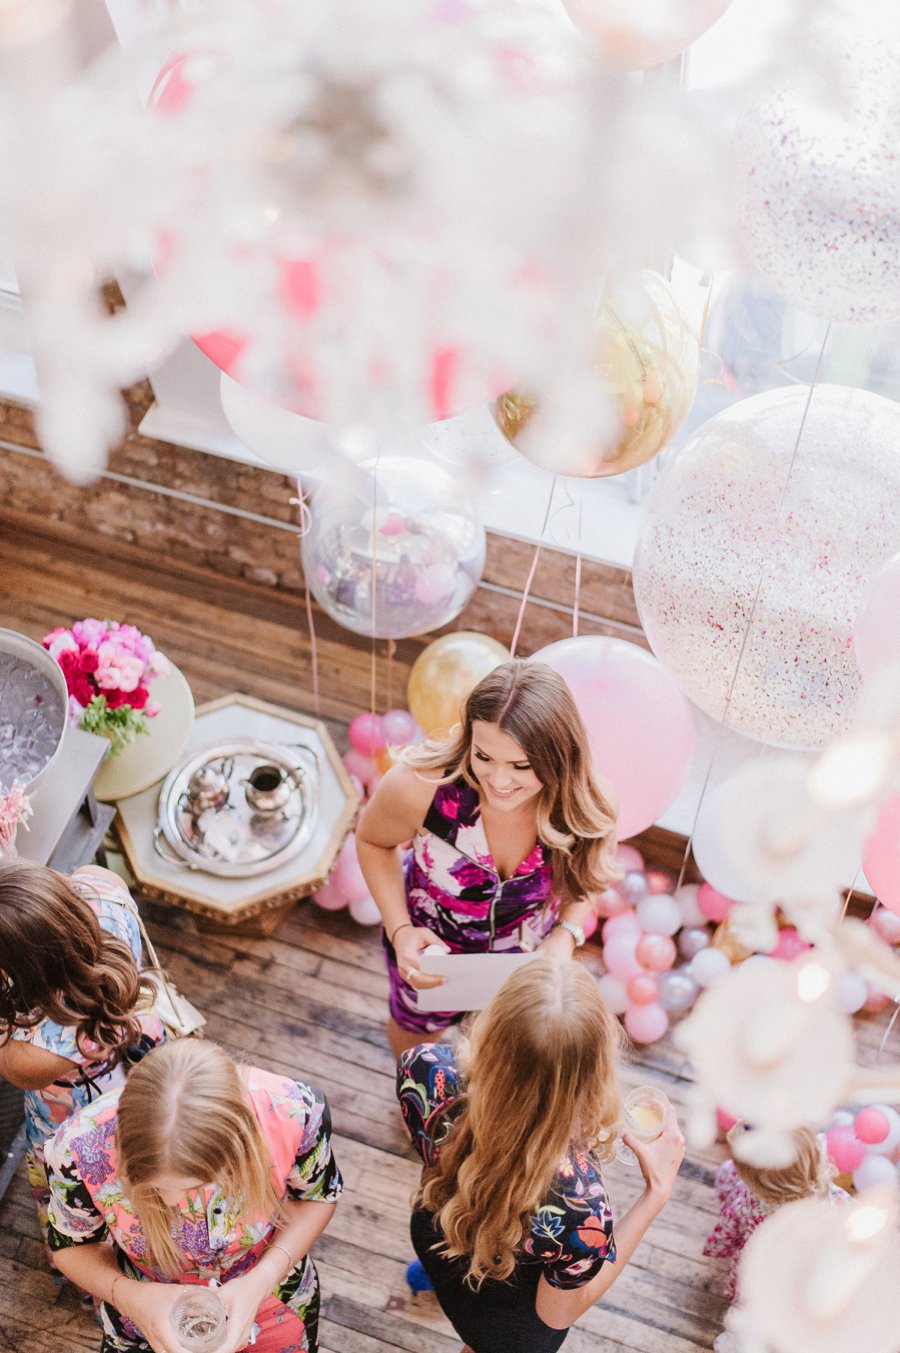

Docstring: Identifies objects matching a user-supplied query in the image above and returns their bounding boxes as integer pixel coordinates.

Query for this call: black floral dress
[398,1043,616,1353]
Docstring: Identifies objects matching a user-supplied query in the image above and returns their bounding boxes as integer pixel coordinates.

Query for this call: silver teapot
[184,762,232,815]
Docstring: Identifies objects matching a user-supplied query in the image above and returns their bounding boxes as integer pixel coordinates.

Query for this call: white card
[416,949,540,1012]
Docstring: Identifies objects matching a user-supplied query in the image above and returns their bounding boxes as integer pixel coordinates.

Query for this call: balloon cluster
[825,1105,900,1193]
[313,707,420,925]
[594,846,739,1045]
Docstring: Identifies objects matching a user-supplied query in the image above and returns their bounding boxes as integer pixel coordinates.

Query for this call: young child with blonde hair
[704,1124,849,1351]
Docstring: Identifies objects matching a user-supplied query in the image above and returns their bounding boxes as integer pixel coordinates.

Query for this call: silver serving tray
[154,737,319,877]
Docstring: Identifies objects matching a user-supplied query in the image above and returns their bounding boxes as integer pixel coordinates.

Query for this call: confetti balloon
[493,271,699,478]
[632,385,900,749]
[562,0,733,70]
[407,631,510,736]
[734,29,900,324]
[854,553,900,680]
[303,458,485,639]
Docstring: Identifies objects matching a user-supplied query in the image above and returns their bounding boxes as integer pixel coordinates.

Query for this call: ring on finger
[405,967,417,983]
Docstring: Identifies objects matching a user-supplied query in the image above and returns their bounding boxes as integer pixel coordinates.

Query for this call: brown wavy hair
[401,659,620,904]
[0,858,145,1061]
[117,1040,285,1274]
[729,1125,835,1208]
[419,958,623,1286]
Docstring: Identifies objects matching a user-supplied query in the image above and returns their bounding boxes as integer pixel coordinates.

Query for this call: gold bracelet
[390,920,413,946]
[110,1272,127,1309]
[267,1240,295,1274]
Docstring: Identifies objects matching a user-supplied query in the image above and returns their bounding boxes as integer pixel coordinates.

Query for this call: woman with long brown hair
[0,858,164,1247]
[45,1039,342,1353]
[357,659,620,1055]
[397,958,684,1353]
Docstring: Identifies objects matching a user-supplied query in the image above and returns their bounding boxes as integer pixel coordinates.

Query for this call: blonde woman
[0,859,164,1250]
[397,958,685,1353]
[44,1040,342,1353]
[356,660,620,1056]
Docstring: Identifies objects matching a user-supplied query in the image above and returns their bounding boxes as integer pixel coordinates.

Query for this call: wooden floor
[1,526,897,1353]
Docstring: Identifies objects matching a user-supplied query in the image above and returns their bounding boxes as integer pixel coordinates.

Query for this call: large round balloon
[532,635,695,839]
[854,554,900,681]
[302,458,485,639]
[407,632,510,736]
[562,0,733,69]
[862,794,900,916]
[492,271,698,478]
[734,28,900,324]
[632,385,900,749]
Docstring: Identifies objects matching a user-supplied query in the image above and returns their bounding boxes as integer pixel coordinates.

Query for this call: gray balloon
[678,926,711,960]
[657,967,700,1015]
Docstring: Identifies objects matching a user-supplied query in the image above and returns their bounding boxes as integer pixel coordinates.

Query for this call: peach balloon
[636,932,677,972]
[627,972,660,1005]
[562,0,733,70]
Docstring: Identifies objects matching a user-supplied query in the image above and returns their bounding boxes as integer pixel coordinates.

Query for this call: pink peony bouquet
[43,619,170,755]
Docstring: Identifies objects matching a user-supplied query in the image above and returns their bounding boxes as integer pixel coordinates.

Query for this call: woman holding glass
[397,958,684,1353]
[44,1039,342,1353]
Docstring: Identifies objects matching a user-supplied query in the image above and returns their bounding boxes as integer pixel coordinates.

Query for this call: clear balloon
[854,553,900,680]
[303,458,485,639]
[633,385,900,748]
[735,29,900,324]
[406,631,510,737]
[532,635,695,839]
[656,967,700,1014]
[493,271,698,478]
[562,0,733,70]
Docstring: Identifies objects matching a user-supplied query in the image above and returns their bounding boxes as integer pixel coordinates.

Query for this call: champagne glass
[619,1085,670,1164]
[169,1287,227,1352]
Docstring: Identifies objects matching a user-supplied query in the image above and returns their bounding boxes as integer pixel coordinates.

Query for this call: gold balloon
[407,631,510,737]
[492,270,699,478]
[711,917,754,965]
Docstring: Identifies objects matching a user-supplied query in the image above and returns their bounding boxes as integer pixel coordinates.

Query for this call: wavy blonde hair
[401,660,620,904]
[420,958,623,1286]
[116,1041,285,1275]
[0,859,148,1060]
[729,1125,835,1208]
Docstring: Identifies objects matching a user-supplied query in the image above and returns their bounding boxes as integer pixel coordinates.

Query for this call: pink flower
[67,695,86,722]
[149,651,170,677]
[78,649,100,674]
[71,618,110,648]
[96,645,145,693]
[72,675,95,707]
[56,649,79,678]
[145,701,161,718]
[43,629,78,661]
[127,685,149,710]
[104,688,128,709]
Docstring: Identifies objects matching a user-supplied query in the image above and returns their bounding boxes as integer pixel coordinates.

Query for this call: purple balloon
[678,925,711,960]
[657,967,700,1014]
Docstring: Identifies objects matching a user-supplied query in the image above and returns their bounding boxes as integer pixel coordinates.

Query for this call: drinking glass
[169,1287,227,1352]
[619,1085,670,1164]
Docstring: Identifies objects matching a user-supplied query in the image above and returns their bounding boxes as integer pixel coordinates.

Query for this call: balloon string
[673,323,833,894]
[876,1001,900,1066]
[386,637,396,710]
[510,475,558,658]
[841,868,862,922]
[573,492,583,639]
[370,463,378,719]
[293,479,320,714]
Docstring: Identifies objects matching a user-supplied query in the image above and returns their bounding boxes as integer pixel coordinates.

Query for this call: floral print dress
[398,1043,616,1353]
[10,873,165,1241]
[387,777,559,1033]
[44,1068,342,1353]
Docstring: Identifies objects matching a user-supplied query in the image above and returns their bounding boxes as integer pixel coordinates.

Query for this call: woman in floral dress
[357,660,620,1055]
[397,959,685,1353]
[45,1039,342,1353]
[0,859,164,1248]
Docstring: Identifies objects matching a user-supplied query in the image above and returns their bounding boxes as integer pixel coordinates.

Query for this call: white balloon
[836,970,868,1015]
[635,894,682,937]
[852,1155,899,1192]
[867,1105,900,1157]
[348,894,382,926]
[689,947,731,989]
[674,883,706,928]
[830,1110,855,1129]
[596,973,629,1015]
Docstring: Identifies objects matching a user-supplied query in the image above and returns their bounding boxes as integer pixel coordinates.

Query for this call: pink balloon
[864,986,892,1013]
[595,887,629,919]
[314,881,348,912]
[768,928,813,962]
[825,1125,866,1174]
[636,932,677,972]
[343,747,377,786]
[602,934,643,981]
[348,713,385,757]
[626,972,659,1005]
[646,869,675,895]
[381,708,418,746]
[583,909,599,942]
[863,794,900,915]
[330,834,369,902]
[532,636,695,839]
[601,909,641,943]
[616,844,645,873]
[853,552,900,679]
[697,883,735,923]
[855,1107,891,1146]
[870,906,900,946]
[624,1001,669,1044]
[716,1107,739,1134]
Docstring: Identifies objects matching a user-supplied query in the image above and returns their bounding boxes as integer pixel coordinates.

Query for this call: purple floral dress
[386,777,558,1033]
